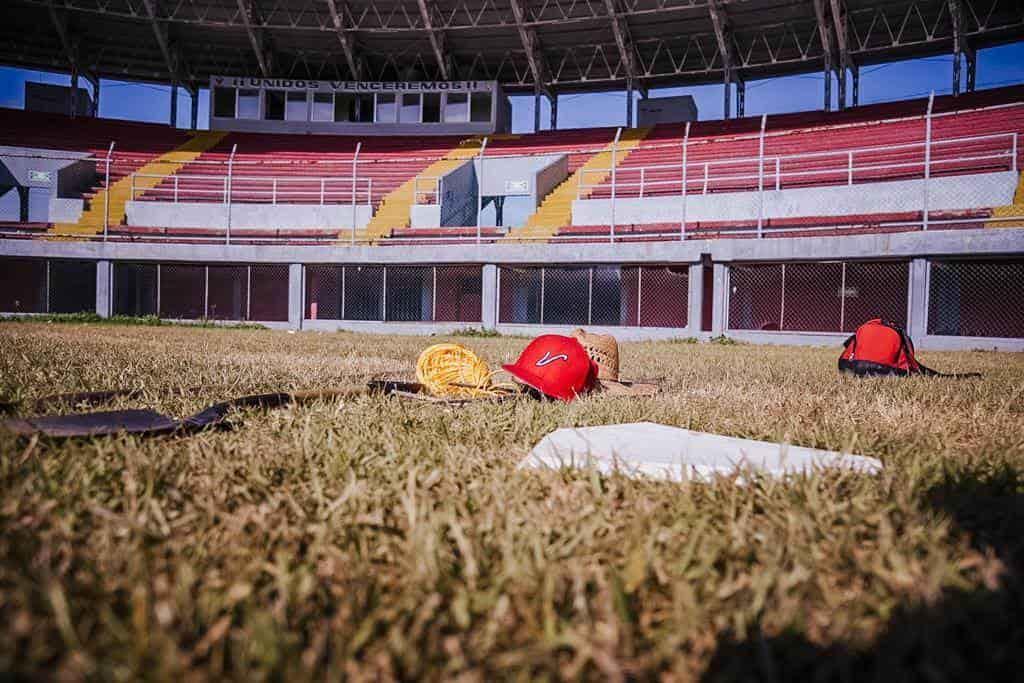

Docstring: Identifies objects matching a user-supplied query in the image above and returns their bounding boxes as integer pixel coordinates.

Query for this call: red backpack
[839,319,939,376]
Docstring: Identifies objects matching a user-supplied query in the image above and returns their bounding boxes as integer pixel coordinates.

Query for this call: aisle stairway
[358,137,484,242]
[989,170,1024,228]
[51,131,226,236]
[507,127,650,241]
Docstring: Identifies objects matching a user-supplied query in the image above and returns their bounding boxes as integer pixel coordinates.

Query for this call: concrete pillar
[687,262,704,336]
[288,263,303,330]
[95,260,112,318]
[482,263,498,330]
[907,258,930,340]
[710,262,729,335]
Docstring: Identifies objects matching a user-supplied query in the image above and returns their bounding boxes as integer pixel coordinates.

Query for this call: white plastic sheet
[520,422,882,483]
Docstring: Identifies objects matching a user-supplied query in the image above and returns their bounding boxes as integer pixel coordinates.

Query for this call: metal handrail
[130,171,373,205]
[577,131,1017,198]
[413,175,442,205]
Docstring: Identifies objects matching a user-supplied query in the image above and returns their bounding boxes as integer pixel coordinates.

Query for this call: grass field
[1,321,1022,681]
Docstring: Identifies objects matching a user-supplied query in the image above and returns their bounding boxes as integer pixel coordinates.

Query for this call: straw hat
[571,329,658,397]
[571,329,620,381]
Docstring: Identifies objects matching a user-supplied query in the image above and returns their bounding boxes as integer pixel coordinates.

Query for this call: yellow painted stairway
[988,170,1024,228]
[357,137,485,242]
[52,131,227,236]
[507,127,650,241]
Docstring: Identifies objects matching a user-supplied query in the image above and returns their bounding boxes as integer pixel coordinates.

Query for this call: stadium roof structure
[3,1,1023,106]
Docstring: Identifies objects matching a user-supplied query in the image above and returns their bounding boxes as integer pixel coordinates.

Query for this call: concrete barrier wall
[126,200,372,230]
[571,172,1019,225]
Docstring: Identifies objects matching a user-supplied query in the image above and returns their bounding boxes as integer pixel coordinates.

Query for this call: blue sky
[1,42,1022,132]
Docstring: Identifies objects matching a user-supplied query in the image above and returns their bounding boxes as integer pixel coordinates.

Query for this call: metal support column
[837,65,847,110]
[190,86,199,129]
[626,78,634,128]
[610,127,622,243]
[824,57,832,111]
[87,74,100,116]
[226,143,237,245]
[476,137,489,241]
[966,47,977,92]
[533,87,541,133]
[549,92,558,130]
[736,78,745,118]
[756,114,767,237]
[923,92,934,230]
[170,83,178,127]
[851,64,859,106]
[680,121,690,241]
[70,69,78,118]
[723,72,732,120]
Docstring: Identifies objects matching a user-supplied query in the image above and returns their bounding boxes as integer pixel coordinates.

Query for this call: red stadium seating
[0,107,190,202]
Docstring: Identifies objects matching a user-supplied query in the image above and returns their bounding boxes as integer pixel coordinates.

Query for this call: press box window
[422,93,441,123]
[470,92,492,122]
[375,94,397,123]
[334,93,357,122]
[312,93,333,122]
[285,91,308,121]
[264,90,285,120]
[400,94,421,123]
[444,93,468,122]
[357,94,375,122]
[213,87,237,118]
[237,89,260,119]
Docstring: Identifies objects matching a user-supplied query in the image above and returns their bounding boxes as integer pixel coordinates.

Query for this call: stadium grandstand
[0,0,1022,349]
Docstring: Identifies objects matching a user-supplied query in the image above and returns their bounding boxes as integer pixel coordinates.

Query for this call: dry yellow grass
[0,322,1022,681]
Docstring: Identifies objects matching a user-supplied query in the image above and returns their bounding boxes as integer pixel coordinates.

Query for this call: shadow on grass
[702,466,1024,682]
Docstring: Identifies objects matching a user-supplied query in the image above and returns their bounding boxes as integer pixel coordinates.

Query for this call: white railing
[129,172,373,206]
[576,131,1019,200]
[413,176,441,205]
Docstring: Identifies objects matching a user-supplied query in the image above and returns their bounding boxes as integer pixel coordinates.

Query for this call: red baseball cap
[502,335,597,402]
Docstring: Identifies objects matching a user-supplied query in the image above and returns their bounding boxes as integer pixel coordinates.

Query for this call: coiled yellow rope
[415,343,514,399]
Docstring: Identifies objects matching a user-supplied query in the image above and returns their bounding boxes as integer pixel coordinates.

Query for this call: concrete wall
[638,95,698,126]
[534,155,570,209]
[3,228,1022,351]
[572,172,1019,226]
[439,159,477,227]
[0,146,95,222]
[475,154,565,199]
[126,201,372,230]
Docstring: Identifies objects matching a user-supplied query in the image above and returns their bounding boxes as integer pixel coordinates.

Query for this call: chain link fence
[112,262,288,321]
[728,260,908,333]
[928,259,1024,338]
[0,258,47,313]
[305,265,483,323]
[0,258,95,314]
[498,265,689,328]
